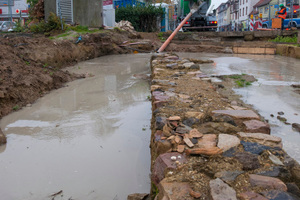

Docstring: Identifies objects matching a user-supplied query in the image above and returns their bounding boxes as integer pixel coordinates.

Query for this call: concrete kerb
[149,53,300,200]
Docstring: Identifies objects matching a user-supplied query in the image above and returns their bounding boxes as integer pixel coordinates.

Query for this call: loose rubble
[150,53,300,200]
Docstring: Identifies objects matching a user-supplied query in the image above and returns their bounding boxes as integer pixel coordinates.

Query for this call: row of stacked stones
[150,54,300,200]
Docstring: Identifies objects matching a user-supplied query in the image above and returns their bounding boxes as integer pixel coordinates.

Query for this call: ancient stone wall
[150,53,300,200]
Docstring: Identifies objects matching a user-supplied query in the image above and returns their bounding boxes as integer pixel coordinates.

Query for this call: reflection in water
[179,53,300,162]
[0,54,152,200]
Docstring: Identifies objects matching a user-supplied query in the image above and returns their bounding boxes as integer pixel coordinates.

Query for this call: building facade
[217,1,231,31]
[0,0,29,21]
[44,0,103,27]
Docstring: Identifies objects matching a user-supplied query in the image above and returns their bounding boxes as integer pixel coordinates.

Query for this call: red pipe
[158,12,193,53]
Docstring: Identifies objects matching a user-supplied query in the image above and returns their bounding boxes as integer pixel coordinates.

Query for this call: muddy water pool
[179,53,300,163]
[0,54,152,200]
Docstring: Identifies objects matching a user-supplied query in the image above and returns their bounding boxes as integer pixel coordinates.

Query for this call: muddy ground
[0,30,137,118]
[0,30,239,120]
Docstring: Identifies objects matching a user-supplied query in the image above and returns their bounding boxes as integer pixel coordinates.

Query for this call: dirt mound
[0,30,136,119]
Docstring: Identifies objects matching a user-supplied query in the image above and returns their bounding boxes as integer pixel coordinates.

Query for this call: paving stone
[238,132,282,148]
[231,105,247,110]
[183,117,200,127]
[168,116,181,121]
[152,152,187,184]
[165,56,179,60]
[287,183,300,198]
[186,147,222,156]
[241,141,272,155]
[185,112,204,120]
[153,101,168,110]
[212,113,237,126]
[176,126,191,134]
[212,110,260,120]
[152,91,170,101]
[223,147,239,157]
[209,178,237,200]
[257,166,283,177]
[217,134,240,152]
[243,120,270,134]
[166,63,178,69]
[155,116,167,130]
[262,190,300,200]
[150,85,161,91]
[215,171,244,183]
[154,130,164,141]
[189,129,203,138]
[0,128,7,145]
[158,179,192,200]
[235,152,261,170]
[197,134,217,148]
[183,62,196,68]
[249,174,287,191]
[127,193,149,200]
[239,191,268,200]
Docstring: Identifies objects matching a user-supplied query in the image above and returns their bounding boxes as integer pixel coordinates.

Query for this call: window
[246,7,248,15]
[240,0,241,5]
[264,6,268,14]
[243,0,244,4]
[260,8,263,13]
[240,9,241,16]
[243,8,244,16]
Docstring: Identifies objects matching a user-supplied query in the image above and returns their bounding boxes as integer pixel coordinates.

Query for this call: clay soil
[0,30,140,119]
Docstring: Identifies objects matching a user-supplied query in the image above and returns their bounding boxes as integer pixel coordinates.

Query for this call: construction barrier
[250,16,254,31]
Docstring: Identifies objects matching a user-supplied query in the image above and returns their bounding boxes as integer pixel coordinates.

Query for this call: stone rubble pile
[149,54,300,200]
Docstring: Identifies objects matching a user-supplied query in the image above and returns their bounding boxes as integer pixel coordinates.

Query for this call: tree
[27,0,39,7]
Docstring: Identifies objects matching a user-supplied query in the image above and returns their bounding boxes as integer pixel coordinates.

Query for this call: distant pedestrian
[278,4,287,30]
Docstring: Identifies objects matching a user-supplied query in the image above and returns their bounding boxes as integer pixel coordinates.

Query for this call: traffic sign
[16,9,20,14]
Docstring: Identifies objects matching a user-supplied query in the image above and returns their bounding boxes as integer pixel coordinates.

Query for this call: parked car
[0,21,16,32]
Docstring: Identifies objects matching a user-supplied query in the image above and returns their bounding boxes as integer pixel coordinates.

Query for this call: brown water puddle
[0,54,152,200]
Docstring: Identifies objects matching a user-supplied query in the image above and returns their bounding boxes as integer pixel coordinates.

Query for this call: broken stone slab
[239,191,268,200]
[238,132,283,148]
[249,174,287,191]
[243,120,270,134]
[235,152,261,170]
[157,179,193,200]
[0,128,7,145]
[165,56,179,60]
[241,141,274,155]
[155,116,167,130]
[153,101,168,110]
[217,134,240,152]
[231,105,247,110]
[151,85,162,91]
[256,166,286,177]
[166,63,178,69]
[197,134,217,148]
[183,135,194,148]
[182,62,196,69]
[168,116,181,121]
[209,178,237,200]
[212,113,237,126]
[185,112,204,120]
[287,183,300,198]
[262,190,299,200]
[177,145,185,153]
[183,117,200,127]
[152,91,170,101]
[212,110,260,120]
[175,126,191,134]
[185,147,222,156]
[127,193,149,200]
[188,129,203,138]
[152,152,187,184]
[214,171,244,183]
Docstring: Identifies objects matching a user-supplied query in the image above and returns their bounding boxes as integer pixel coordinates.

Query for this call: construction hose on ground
[157,4,199,53]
